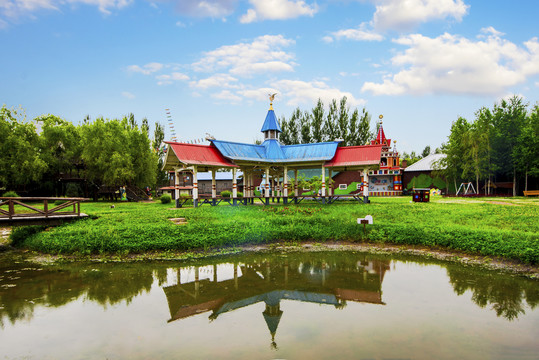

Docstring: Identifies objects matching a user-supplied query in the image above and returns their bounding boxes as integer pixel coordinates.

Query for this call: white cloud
[173,0,237,18]
[372,0,469,31]
[324,22,384,43]
[1,0,132,22]
[211,90,242,102]
[189,73,239,89]
[272,79,366,107]
[121,91,135,99]
[192,35,296,76]
[240,88,280,102]
[362,31,539,96]
[240,0,317,23]
[156,72,190,85]
[127,62,164,75]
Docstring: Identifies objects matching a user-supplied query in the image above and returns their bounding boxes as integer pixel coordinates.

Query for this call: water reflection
[162,255,389,347]
[446,265,538,321]
[0,252,537,332]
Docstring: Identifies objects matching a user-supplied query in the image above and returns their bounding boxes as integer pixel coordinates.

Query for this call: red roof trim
[166,141,239,168]
[324,145,382,167]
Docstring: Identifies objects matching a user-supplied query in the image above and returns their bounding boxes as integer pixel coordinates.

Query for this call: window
[356,183,362,190]
[339,184,347,190]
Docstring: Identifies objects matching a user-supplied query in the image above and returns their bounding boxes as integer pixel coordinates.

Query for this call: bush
[221,191,243,198]
[160,194,172,204]
[65,183,81,197]
[54,199,66,205]
[10,226,46,247]
[2,191,19,197]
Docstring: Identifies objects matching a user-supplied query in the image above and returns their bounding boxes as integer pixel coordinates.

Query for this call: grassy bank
[7,196,539,264]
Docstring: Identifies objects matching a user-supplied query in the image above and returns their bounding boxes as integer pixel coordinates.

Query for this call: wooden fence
[0,197,88,221]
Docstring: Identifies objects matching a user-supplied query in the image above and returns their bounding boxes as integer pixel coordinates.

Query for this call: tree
[515,104,539,191]
[299,110,312,144]
[79,115,157,188]
[311,99,324,143]
[440,117,471,193]
[278,97,374,146]
[491,96,527,196]
[421,145,431,158]
[36,114,82,195]
[0,106,47,191]
[323,99,338,142]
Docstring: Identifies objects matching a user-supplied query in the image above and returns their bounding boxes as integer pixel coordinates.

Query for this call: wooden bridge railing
[0,197,89,220]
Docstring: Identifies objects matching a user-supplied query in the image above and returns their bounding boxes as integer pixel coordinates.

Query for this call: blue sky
[1,0,538,153]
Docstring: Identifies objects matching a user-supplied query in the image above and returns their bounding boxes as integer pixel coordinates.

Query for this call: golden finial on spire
[269,93,277,110]
[379,114,383,124]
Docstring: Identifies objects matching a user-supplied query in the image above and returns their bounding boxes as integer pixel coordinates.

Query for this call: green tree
[440,117,471,193]
[36,114,82,195]
[311,99,324,143]
[0,106,47,191]
[515,104,539,191]
[323,99,338,142]
[491,96,527,196]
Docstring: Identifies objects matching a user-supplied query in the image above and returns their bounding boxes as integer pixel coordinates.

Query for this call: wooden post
[175,169,181,208]
[44,200,48,218]
[265,167,270,205]
[232,168,238,206]
[211,168,217,206]
[328,169,333,196]
[283,165,288,204]
[192,166,198,208]
[321,164,326,201]
[363,168,369,203]
[294,169,298,204]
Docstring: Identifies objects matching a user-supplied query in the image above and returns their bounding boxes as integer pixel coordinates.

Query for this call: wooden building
[163,98,383,207]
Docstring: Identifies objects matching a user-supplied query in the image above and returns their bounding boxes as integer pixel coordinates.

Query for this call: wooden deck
[0,197,89,226]
[176,194,368,207]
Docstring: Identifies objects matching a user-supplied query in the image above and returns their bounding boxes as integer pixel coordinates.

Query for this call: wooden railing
[0,197,89,220]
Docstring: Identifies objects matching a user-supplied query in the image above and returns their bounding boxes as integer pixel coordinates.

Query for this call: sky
[1,0,539,154]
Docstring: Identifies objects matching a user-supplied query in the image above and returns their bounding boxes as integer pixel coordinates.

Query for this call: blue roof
[211,139,340,163]
[260,109,282,133]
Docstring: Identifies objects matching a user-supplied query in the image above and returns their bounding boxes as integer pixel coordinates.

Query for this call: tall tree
[299,110,312,144]
[491,96,527,196]
[440,117,471,193]
[311,99,324,143]
[323,99,338,142]
[36,114,82,196]
[0,106,47,191]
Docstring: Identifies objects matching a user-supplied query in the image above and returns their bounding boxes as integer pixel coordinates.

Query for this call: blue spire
[261,109,282,133]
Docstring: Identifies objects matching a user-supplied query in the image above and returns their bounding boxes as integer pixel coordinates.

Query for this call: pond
[0,251,537,360]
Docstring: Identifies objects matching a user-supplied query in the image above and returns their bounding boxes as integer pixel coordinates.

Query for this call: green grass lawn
[7,196,539,263]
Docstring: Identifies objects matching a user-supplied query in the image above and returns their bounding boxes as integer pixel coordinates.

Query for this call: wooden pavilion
[163,98,382,207]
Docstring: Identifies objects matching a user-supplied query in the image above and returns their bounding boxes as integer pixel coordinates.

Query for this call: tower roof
[260,109,282,133]
[371,123,391,147]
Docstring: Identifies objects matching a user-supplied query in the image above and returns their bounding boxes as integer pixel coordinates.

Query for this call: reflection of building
[162,257,389,347]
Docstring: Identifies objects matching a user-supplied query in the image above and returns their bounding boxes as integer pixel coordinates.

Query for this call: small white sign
[357,215,373,224]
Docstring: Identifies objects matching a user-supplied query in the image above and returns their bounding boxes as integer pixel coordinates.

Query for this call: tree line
[0,105,165,198]
[438,96,539,195]
[278,97,373,146]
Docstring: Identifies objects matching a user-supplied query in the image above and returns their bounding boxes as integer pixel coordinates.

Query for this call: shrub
[237,192,243,198]
[10,226,46,247]
[65,183,81,197]
[54,199,66,205]
[221,191,231,198]
[2,191,19,197]
[160,194,172,204]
